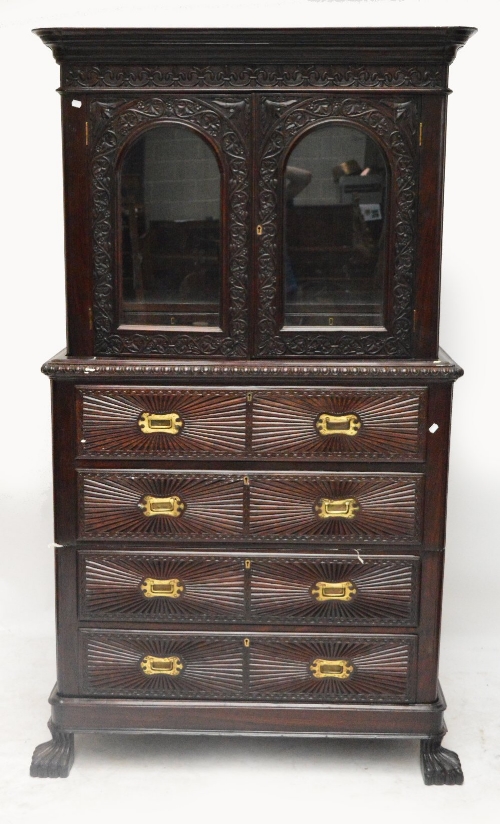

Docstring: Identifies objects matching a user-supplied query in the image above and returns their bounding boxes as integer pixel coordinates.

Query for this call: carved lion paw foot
[30,720,74,778]
[420,738,464,786]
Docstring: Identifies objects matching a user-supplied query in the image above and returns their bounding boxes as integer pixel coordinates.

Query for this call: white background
[0,1,498,821]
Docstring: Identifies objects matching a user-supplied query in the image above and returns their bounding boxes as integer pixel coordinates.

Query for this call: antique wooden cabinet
[31,28,475,784]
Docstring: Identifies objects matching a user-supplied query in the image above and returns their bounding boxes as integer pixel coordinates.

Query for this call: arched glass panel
[284,124,387,328]
[120,124,221,328]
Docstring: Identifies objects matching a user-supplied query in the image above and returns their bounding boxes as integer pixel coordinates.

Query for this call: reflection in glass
[284,124,387,328]
[120,125,221,328]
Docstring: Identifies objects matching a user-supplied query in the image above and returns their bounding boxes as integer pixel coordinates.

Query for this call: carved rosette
[63,64,445,91]
[255,95,418,358]
[90,95,250,356]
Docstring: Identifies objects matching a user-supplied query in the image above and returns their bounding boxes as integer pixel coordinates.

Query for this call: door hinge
[88,306,93,330]
[419,122,423,147]
[85,120,89,146]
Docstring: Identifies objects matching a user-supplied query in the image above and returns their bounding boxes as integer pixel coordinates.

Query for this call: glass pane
[284,124,387,328]
[120,125,221,328]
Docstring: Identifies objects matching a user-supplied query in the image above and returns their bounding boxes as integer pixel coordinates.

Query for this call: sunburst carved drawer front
[79,553,246,622]
[248,635,417,703]
[249,473,423,543]
[78,471,244,541]
[77,387,247,458]
[251,389,427,461]
[248,556,420,626]
[80,631,244,698]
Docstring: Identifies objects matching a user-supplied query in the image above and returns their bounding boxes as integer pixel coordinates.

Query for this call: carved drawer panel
[78,471,244,541]
[77,387,247,458]
[248,556,420,626]
[251,389,427,461]
[80,631,244,698]
[249,473,423,543]
[248,635,417,703]
[79,553,246,622]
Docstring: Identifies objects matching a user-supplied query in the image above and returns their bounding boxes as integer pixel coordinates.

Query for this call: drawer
[80,630,244,698]
[248,634,417,702]
[77,387,247,458]
[78,471,244,541]
[251,388,427,461]
[76,386,427,463]
[79,630,416,703]
[78,551,419,627]
[249,473,424,544]
[79,553,246,622]
[249,556,420,626]
[78,471,423,543]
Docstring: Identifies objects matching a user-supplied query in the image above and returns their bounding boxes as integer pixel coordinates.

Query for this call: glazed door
[254,94,419,358]
[89,95,251,357]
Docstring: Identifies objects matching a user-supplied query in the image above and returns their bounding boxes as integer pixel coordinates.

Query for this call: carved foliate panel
[89,95,251,357]
[249,473,423,543]
[248,635,416,702]
[78,471,244,540]
[81,631,244,697]
[249,556,419,625]
[251,389,427,460]
[255,94,418,357]
[79,553,246,622]
[64,64,445,92]
[77,387,247,457]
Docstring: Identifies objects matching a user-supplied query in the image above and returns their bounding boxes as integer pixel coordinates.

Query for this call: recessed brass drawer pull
[311,581,357,601]
[138,411,183,435]
[315,497,359,519]
[310,658,353,680]
[316,413,361,437]
[140,578,184,598]
[139,495,185,518]
[140,655,183,676]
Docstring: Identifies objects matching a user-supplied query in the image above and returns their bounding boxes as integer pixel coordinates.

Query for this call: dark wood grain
[33,27,471,783]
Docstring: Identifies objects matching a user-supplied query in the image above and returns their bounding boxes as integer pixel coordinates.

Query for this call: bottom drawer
[80,630,417,703]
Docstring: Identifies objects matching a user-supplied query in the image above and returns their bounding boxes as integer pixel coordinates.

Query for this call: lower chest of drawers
[52,379,449,709]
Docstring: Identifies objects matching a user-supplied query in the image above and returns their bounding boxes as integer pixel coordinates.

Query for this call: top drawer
[77,386,427,461]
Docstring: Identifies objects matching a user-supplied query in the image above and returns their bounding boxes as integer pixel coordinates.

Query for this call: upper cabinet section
[36,27,476,359]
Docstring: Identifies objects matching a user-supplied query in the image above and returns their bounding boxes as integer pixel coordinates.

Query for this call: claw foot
[30,720,74,778]
[420,737,463,786]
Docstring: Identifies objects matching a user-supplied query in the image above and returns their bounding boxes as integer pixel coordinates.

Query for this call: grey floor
[1,630,497,824]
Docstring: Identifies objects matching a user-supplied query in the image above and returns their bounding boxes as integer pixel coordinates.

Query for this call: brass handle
[311,581,357,602]
[315,497,359,519]
[139,495,185,518]
[316,413,361,437]
[140,578,184,598]
[310,658,353,680]
[140,655,183,676]
[138,412,183,435]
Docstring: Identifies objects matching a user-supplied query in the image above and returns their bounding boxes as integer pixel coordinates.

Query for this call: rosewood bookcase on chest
[31,27,475,784]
